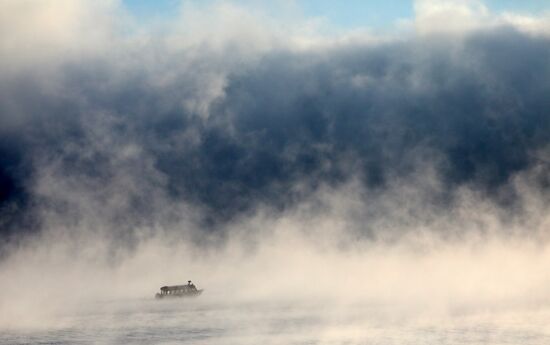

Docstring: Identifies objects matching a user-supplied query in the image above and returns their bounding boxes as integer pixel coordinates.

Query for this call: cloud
[500,12,550,36]
[0,0,121,73]
[0,1,550,242]
[413,0,550,36]
[414,0,490,34]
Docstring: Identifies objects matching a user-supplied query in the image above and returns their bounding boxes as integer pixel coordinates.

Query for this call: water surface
[3,297,550,344]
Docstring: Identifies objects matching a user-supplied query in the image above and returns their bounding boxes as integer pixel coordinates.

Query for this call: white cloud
[414,0,490,35]
[0,0,122,73]
[501,12,550,36]
[413,0,550,36]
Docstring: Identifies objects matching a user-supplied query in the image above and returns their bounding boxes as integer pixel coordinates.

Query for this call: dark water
[2,298,550,345]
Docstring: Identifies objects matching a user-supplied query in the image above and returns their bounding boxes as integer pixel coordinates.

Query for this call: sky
[123,0,550,30]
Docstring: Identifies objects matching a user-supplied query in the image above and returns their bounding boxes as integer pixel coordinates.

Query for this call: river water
[2,297,550,345]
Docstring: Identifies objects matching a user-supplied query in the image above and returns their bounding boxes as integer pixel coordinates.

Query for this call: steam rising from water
[2,179,550,333]
[1,0,550,342]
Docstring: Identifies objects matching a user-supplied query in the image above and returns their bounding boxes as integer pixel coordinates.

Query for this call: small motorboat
[155,280,203,299]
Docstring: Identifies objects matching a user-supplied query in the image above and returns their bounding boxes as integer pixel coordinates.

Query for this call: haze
[1,1,550,344]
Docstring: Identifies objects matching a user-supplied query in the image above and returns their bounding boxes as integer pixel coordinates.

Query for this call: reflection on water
[2,298,550,345]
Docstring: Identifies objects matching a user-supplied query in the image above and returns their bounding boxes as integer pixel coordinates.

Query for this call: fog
[2,177,550,335]
[1,0,550,343]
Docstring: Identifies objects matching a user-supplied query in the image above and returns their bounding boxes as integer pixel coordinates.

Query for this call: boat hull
[155,289,203,299]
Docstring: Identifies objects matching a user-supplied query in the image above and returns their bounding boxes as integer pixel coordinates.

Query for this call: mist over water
[2,0,550,343]
[3,182,550,343]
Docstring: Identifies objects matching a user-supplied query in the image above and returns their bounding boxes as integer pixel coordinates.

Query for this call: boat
[155,280,203,299]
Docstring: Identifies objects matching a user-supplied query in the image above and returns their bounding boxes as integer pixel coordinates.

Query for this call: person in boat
[188,280,197,291]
